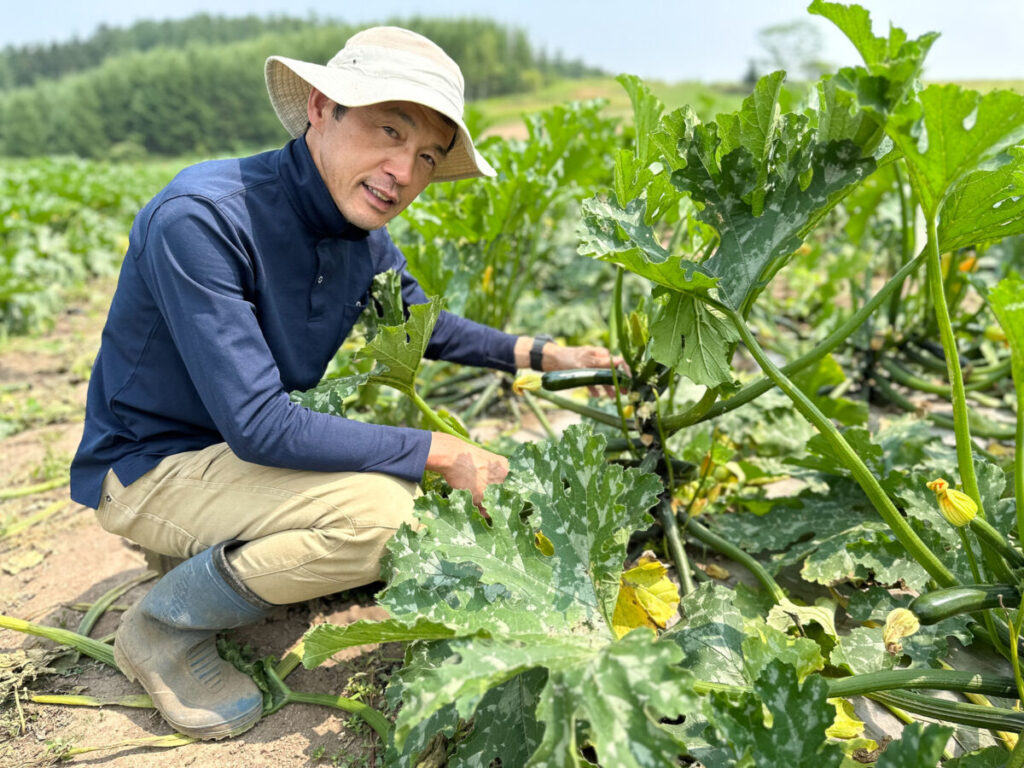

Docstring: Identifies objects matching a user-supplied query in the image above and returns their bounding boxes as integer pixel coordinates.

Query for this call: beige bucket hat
[265,26,496,183]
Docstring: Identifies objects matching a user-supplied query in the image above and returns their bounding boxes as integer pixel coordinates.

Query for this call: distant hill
[0,14,604,158]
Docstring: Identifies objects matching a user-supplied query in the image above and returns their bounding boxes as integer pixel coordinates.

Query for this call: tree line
[0,15,603,159]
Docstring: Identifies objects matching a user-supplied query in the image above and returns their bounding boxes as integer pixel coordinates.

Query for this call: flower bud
[926,477,977,527]
[883,607,920,654]
[512,372,542,396]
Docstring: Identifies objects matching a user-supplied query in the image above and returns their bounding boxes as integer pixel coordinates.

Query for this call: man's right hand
[425,432,508,508]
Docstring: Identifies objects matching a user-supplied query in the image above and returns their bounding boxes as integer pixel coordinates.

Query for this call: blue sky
[6,1,1023,83]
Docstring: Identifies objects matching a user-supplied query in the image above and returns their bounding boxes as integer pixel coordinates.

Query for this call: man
[70,27,616,739]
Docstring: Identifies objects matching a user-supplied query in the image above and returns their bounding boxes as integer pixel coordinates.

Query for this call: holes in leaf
[962,105,978,131]
[914,120,929,154]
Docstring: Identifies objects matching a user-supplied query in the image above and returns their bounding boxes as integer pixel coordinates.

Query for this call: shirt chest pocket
[308,239,373,325]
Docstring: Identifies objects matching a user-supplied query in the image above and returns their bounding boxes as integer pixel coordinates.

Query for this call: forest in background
[0,13,604,159]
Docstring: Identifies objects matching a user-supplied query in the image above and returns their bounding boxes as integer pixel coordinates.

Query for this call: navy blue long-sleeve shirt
[70,138,517,509]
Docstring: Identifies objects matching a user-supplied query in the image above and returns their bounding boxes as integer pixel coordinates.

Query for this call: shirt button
[316,275,324,285]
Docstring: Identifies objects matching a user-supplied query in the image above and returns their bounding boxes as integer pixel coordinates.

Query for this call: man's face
[305,90,455,231]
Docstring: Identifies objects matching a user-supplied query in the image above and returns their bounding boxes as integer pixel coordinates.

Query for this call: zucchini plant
[294,3,1024,766]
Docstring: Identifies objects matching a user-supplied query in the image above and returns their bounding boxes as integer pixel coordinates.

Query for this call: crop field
[2,2,1024,767]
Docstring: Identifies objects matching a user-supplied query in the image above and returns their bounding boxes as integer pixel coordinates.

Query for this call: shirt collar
[278,137,369,241]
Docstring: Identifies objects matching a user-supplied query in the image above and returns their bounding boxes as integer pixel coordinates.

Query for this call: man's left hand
[515,337,628,398]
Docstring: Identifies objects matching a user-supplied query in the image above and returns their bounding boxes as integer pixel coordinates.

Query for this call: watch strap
[530,334,553,371]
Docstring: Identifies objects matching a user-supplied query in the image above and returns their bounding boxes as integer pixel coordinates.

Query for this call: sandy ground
[0,283,399,767]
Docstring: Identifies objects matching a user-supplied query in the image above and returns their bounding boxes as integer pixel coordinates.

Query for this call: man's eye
[383,126,398,137]
[422,154,436,167]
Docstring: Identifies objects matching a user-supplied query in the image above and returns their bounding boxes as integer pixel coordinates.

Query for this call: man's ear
[306,87,331,132]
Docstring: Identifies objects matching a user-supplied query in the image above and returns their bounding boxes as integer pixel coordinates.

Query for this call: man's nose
[383,151,416,186]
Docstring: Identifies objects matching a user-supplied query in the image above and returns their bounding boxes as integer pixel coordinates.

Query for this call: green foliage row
[0,157,178,334]
[0,15,603,159]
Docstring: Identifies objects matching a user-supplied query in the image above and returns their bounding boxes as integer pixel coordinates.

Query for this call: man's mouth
[363,183,396,209]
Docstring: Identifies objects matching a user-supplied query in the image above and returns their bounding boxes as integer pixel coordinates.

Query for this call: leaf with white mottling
[665,583,748,687]
[705,660,844,766]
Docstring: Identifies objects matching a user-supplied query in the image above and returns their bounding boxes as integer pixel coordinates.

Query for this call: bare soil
[0,282,400,768]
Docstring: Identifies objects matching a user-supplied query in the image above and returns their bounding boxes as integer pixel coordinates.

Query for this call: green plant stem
[684,517,786,604]
[531,388,633,430]
[879,358,1002,408]
[286,690,391,738]
[0,475,69,500]
[888,163,915,327]
[522,392,558,440]
[662,250,927,434]
[658,500,694,597]
[1015,371,1024,546]
[69,602,129,613]
[969,517,1024,570]
[0,614,117,668]
[871,375,1016,440]
[61,734,197,756]
[867,690,1024,731]
[610,363,639,460]
[1007,606,1024,706]
[926,219,983,515]
[690,668,1023,699]
[972,356,1013,377]
[31,693,154,708]
[462,376,502,423]
[958,527,1006,654]
[262,660,390,739]
[77,570,156,638]
[828,669,1020,698]
[0,499,67,541]
[724,306,957,588]
[410,390,481,448]
[426,382,489,406]
[274,640,304,680]
[965,357,1013,389]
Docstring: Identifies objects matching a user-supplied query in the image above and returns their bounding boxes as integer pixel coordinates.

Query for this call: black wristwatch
[530,334,553,371]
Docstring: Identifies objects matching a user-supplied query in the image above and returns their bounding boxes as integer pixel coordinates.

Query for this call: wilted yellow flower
[926,478,978,527]
[883,607,920,654]
[512,372,542,396]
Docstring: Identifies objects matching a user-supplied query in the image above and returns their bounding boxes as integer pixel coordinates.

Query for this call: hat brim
[265,56,495,183]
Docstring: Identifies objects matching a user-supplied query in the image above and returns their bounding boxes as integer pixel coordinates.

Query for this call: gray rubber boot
[114,541,273,739]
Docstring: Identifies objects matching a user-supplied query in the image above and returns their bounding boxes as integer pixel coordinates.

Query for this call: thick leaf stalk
[867,690,1024,732]
[684,517,786,604]
[724,306,957,587]
[925,220,983,516]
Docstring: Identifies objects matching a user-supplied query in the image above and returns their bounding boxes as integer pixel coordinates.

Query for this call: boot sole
[114,640,262,740]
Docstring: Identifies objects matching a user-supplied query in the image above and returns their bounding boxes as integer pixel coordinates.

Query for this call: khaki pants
[97,443,419,604]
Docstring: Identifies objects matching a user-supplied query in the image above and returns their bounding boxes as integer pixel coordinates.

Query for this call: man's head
[304,92,457,230]
[265,28,495,226]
